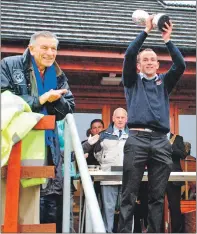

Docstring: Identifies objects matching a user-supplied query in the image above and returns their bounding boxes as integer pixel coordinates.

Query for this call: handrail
[88,171,196,181]
[62,113,105,233]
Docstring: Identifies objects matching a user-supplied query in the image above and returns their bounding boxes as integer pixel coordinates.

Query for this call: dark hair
[90,119,104,129]
[184,141,191,156]
[86,128,91,137]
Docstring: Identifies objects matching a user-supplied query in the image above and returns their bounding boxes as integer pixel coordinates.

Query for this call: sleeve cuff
[165,39,171,44]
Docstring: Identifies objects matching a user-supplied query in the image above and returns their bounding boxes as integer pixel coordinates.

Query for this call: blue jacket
[122,31,186,133]
[1,49,75,196]
[1,49,75,118]
[56,120,77,178]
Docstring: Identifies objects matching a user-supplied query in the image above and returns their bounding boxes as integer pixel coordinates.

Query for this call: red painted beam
[73,91,125,98]
[33,116,55,130]
[1,46,196,62]
[1,166,55,179]
[2,223,56,233]
[73,92,195,101]
[71,86,196,101]
[71,85,196,92]
[60,63,195,75]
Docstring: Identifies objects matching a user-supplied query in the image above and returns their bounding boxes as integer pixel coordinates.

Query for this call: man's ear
[137,62,141,71]
[125,117,128,123]
[28,45,34,56]
[156,61,160,70]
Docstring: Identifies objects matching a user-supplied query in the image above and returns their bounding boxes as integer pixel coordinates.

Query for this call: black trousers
[118,130,172,233]
[94,181,103,210]
[166,182,183,233]
[133,182,148,233]
[40,194,63,233]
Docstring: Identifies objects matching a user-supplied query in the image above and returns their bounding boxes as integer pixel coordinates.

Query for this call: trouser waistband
[130,127,154,132]
[129,129,166,137]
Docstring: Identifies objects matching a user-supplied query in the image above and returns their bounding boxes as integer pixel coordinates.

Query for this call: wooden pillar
[184,160,189,200]
[170,103,179,134]
[4,142,21,233]
[102,105,111,128]
[164,195,171,233]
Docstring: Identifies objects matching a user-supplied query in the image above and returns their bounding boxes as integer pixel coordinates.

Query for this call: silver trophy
[132,10,170,31]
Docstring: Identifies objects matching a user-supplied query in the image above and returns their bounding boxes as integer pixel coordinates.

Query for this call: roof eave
[1,37,196,54]
[157,0,196,11]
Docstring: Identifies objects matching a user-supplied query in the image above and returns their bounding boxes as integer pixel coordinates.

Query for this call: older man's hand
[48,89,68,102]
[39,89,68,104]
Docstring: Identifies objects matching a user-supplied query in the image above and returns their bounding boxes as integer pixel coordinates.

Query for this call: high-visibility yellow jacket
[1,91,46,187]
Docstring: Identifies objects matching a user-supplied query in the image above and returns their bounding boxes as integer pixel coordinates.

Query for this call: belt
[130,128,154,132]
[129,128,166,137]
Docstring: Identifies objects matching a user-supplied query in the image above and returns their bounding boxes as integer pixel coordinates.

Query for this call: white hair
[29,31,59,46]
[113,107,128,117]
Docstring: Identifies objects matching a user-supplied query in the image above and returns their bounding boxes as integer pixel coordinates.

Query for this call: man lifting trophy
[118,8,186,234]
[132,9,170,31]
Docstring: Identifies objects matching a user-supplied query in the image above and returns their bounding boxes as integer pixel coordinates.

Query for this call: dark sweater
[170,133,186,171]
[82,140,100,165]
[170,133,186,186]
[123,31,186,133]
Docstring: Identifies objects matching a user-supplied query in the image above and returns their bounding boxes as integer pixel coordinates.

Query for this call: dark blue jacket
[1,49,75,118]
[170,133,187,186]
[123,31,186,133]
[1,49,75,195]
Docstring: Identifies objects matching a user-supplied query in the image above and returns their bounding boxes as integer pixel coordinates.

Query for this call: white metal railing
[62,113,105,233]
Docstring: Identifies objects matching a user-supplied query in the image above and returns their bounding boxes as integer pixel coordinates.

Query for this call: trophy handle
[153,13,170,31]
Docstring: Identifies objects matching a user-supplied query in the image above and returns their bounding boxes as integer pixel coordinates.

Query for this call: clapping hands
[47,89,67,102]
[39,89,67,105]
[88,134,100,145]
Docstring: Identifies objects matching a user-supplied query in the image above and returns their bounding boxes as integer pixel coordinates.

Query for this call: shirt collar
[139,72,158,81]
[113,126,126,136]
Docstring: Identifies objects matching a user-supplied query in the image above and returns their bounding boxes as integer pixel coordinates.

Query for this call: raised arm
[123,15,154,87]
[161,21,186,94]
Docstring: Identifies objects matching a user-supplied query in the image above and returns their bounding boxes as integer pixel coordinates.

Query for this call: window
[74,113,102,141]
[179,115,196,157]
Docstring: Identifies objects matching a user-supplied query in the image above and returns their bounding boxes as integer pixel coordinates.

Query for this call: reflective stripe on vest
[21,159,44,166]
[20,130,46,187]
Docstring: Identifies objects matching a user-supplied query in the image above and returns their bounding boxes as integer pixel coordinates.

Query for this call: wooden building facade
[1,0,196,133]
